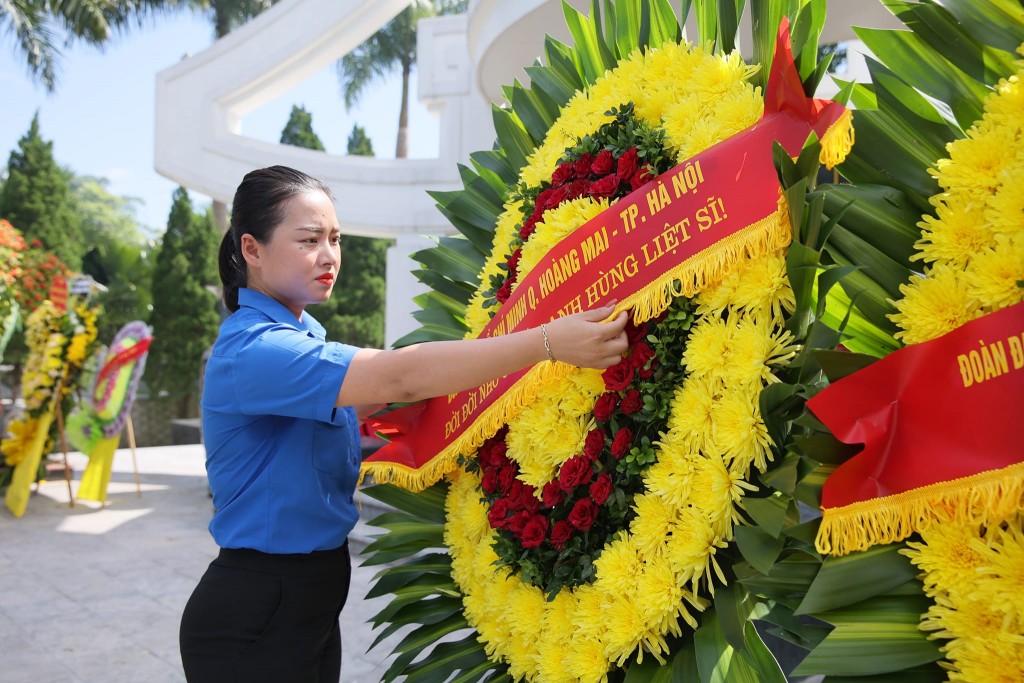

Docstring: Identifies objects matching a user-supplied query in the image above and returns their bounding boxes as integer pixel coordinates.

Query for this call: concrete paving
[0,445,405,683]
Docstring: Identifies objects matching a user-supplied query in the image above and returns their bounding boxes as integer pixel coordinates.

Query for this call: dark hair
[219,165,334,312]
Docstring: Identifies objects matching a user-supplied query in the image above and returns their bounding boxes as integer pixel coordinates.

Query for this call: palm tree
[1,0,170,91]
[336,0,467,159]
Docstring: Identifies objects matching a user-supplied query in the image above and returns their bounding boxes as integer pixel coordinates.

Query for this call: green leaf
[735,524,785,575]
[811,350,877,384]
[623,656,674,682]
[398,629,489,680]
[360,483,448,523]
[856,26,988,130]
[510,81,561,143]
[927,0,1024,58]
[694,609,784,683]
[882,0,1018,84]
[492,105,535,173]
[794,596,942,676]
[743,494,791,538]
[564,1,611,83]
[796,545,921,615]
[713,583,752,653]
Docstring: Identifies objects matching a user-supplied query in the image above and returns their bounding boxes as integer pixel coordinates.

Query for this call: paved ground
[0,445,404,683]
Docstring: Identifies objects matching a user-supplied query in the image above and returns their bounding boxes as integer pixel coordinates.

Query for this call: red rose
[496,466,516,496]
[488,498,512,528]
[551,162,575,186]
[481,469,498,494]
[602,360,634,391]
[506,248,521,274]
[508,510,531,535]
[565,178,590,200]
[589,473,613,505]
[611,427,633,459]
[516,484,541,514]
[592,149,614,175]
[558,455,593,492]
[588,174,621,198]
[630,167,651,191]
[495,280,512,303]
[568,498,599,531]
[519,215,538,240]
[631,341,657,378]
[537,185,569,211]
[616,147,639,181]
[592,392,618,421]
[624,319,647,346]
[550,520,574,550]
[520,515,550,549]
[620,389,643,415]
[583,428,605,460]
[574,153,594,177]
[492,441,509,464]
[542,480,565,508]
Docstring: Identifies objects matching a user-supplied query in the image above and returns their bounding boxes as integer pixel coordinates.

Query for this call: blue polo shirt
[201,288,361,553]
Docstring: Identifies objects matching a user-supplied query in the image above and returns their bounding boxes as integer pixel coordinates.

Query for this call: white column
[385,234,435,348]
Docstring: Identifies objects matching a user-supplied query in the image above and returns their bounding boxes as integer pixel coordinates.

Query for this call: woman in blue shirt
[179,165,628,682]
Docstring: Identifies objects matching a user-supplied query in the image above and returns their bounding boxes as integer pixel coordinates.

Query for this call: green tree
[346,124,374,157]
[1,0,171,91]
[0,113,84,269]
[70,175,153,343]
[280,105,326,151]
[145,187,219,414]
[336,0,467,158]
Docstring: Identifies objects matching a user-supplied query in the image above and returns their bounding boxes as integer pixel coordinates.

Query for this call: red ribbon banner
[363,22,849,486]
[809,302,1024,512]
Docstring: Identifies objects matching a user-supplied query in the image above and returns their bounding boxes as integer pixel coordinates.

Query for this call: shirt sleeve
[231,324,359,424]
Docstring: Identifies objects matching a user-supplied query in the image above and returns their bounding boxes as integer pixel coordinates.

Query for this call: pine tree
[280,105,326,151]
[278,111,389,347]
[346,124,374,157]
[145,187,220,414]
[0,113,84,269]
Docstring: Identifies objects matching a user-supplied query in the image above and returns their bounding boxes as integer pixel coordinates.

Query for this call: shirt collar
[237,288,326,339]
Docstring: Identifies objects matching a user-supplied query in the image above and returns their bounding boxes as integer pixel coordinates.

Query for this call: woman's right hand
[543,305,629,369]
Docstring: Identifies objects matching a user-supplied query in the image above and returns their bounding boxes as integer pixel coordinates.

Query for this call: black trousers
[180,543,351,683]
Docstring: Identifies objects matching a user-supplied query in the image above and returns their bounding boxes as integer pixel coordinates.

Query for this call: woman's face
[242,190,341,319]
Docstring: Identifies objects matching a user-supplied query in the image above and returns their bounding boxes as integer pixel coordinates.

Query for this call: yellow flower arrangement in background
[1,297,100,468]
[897,55,1024,681]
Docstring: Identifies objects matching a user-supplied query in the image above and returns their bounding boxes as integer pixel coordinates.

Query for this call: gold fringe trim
[617,200,791,326]
[819,108,854,170]
[815,461,1024,557]
[360,201,791,492]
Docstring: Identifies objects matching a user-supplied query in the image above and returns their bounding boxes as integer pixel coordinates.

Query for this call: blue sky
[0,10,439,236]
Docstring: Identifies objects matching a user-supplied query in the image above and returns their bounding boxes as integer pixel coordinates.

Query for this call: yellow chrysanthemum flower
[963,235,1024,311]
[710,387,772,473]
[905,521,990,600]
[665,376,717,453]
[1,417,40,466]
[506,367,603,488]
[891,265,983,344]
[629,494,676,557]
[915,195,992,267]
[680,316,733,384]
[592,535,644,597]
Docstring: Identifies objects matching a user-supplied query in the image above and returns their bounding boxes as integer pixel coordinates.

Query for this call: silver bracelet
[540,323,556,362]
